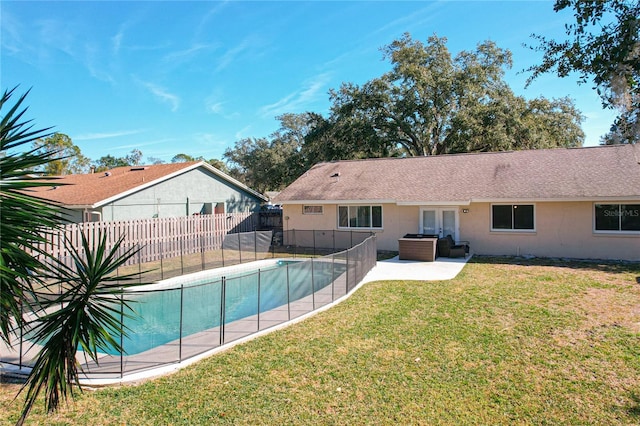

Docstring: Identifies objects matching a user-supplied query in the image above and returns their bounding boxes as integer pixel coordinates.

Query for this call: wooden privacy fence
[35,212,259,266]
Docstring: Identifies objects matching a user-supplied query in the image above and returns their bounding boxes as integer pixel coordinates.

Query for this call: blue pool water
[110,259,345,356]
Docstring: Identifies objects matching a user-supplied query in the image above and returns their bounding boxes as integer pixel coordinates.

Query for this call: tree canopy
[32,133,90,175]
[321,34,584,157]
[527,0,640,144]
[225,34,585,191]
[93,149,143,172]
[223,113,309,193]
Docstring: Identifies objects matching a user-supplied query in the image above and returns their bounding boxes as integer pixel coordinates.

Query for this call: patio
[361,254,471,283]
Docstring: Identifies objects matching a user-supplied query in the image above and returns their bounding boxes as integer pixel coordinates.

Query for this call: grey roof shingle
[275,145,640,204]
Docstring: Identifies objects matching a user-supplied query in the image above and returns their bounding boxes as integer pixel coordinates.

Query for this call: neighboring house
[30,161,268,222]
[274,144,640,261]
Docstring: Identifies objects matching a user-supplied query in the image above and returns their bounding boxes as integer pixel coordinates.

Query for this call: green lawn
[2,257,639,425]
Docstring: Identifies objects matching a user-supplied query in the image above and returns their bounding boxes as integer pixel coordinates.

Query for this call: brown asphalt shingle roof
[27,162,201,207]
[26,161,267,207]
[275,145,640,204]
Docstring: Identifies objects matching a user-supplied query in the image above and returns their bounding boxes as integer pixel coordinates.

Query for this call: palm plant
[16,232,143,425]
[0,87,59,343]
[1,87,145,425]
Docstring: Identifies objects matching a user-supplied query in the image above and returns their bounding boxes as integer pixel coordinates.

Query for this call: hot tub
[398,234,439,261]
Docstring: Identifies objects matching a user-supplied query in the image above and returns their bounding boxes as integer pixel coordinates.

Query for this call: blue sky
[2,1,617,164]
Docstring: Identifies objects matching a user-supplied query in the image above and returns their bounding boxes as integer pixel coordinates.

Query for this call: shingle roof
[275,144,640,204]
[28,161,266,207]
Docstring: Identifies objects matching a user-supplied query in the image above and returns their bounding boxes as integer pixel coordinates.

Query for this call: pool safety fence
[46,227,375,285]
[1,232,378,381]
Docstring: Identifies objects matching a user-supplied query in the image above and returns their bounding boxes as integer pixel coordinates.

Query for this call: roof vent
[330,172,340,178]
[104,172,111,177]
[130,166,147,171]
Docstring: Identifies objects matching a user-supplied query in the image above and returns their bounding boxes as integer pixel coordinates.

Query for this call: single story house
[274,144,640,261]
[30,161,268,223]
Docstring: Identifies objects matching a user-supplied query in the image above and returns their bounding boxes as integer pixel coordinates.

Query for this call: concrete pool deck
[361,254,471,283]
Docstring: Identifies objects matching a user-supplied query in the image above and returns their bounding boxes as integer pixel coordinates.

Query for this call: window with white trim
[594,204,640,232]
[491,204,535,231]
[303,205,323,215]
[338,205,382,229]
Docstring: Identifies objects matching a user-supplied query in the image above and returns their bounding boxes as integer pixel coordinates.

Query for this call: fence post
[331,253,335,302]
[120,289,124,379]
[179,284,184,362]
[201,232,205,272]
[160,240,165,281]
[355,247,359,284]
[257,269,261,331]
[286,263,291,321]
[346,249,350,293]
[310,258,315,310]
[313,230,316,257]
[180,237,184,275]
[220,277,226,346]
[254,230,258,261]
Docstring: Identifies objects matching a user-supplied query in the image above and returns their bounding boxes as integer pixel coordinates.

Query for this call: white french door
[420,208,458,240]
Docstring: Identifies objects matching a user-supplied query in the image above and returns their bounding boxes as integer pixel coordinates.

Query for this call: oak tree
[527,0,639,143]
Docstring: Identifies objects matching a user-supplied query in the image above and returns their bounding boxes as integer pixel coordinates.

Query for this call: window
[338,205,382,229]
[303,205,323,215]
[492,204,535,231]
[595,204,640,232]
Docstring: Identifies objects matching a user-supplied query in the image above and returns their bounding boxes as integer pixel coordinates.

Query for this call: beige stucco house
[274,144,640,261]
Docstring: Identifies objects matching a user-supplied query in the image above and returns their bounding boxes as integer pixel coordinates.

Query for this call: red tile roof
[275,145,640,204]
[27,161,266,207]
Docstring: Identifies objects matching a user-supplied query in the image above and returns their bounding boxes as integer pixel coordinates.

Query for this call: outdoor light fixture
[462,209,469,213]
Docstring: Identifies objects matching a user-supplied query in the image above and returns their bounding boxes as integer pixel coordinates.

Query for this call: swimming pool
[112,258,345,355]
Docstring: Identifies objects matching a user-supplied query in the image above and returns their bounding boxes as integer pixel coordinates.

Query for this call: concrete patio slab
[361,255,471,283]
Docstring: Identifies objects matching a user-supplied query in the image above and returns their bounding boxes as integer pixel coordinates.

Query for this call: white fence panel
[35,212,258,265]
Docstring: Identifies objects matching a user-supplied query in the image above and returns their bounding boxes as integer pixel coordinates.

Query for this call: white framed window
[491,204,535,231]
[303,205,324,215]
[594,204,640,233]
[338,205,382,229]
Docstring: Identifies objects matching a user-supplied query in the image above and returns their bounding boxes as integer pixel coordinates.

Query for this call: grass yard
[2,257,639,425]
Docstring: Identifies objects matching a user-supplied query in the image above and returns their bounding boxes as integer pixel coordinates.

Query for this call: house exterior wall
[282,203,419,251]
[283,201,639,261]
[63,209,84,223]
[460,201,639,261]
[95,168,262,222]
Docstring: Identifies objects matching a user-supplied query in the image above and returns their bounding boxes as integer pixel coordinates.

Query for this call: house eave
[470,196,640,203]
[64,204,96,210]
[279,199,396,205]
[278,195,640,207]
[396,200,472,206]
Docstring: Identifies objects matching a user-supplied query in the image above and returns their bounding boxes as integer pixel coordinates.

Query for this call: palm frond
[1,87,62,344]
[16,230,146,424]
